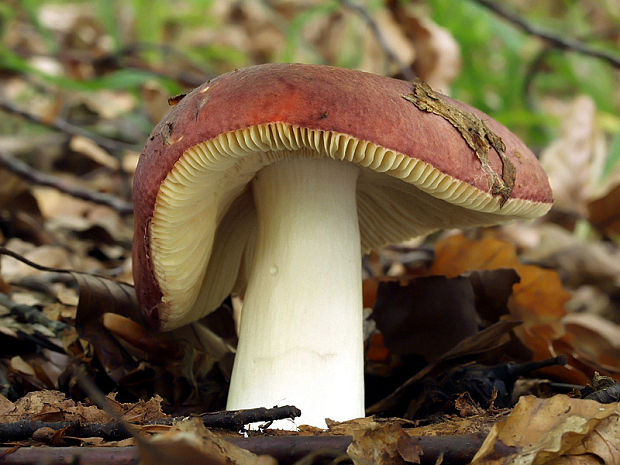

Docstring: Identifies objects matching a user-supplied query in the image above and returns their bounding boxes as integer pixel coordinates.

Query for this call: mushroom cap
[133,63,552,329]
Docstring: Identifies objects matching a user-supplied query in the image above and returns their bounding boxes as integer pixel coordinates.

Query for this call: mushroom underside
[150,122,548,330]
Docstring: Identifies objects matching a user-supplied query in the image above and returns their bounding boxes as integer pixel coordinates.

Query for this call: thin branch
[338,0,416,80]
[198,405,301,430]
[0,433,511,464]
[0,406,302,442]
[0,100,139,153]
[0,293,71,336]
[472,0,620,68]
[522,47,553,110]
[0,151,133,216]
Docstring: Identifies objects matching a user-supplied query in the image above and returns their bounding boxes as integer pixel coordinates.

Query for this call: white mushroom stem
[226,157,364,429]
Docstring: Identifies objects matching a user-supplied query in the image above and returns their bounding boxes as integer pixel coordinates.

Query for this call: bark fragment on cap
[402,79,516,205]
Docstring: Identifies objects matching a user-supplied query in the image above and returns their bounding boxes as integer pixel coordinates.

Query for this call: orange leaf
[430,234,519,277]
[429,234,582,383]
[430,234,571,326]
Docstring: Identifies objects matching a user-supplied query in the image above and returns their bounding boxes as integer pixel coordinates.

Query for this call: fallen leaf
[74,273,142,382]
[431,234,568,324]
[454,392,486,417]
[587,164,620,236]
[518,223,620,291]
[387,1,461,92]
[370,269,518,362]
[367,321,520,416]
[430,234,576,380]
[563,313,620,375]
[69,135,120,170]
[431,234,520,278]
[346,418,415,465]
[0,389,166,425]
[10,355,36,377]
[353,7,416,77]
[396,435,423,464]
[472,395,620,464]
[1,239,75,281]
[372,276,479,361]
[467,269,520,323]
[139,418,276,465]
[540,95,607,217]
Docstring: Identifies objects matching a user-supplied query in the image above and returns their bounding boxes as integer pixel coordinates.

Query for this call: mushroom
[132,63,552,428]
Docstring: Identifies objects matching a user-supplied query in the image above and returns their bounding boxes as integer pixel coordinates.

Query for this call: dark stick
[338,0,416,81]
[0,433,506,464]
[0,293,70,336]
[471,0,620,68]
[0,100,139,153]
[0,406,301,442]
[0,151,133,216]
[198,405,301,430]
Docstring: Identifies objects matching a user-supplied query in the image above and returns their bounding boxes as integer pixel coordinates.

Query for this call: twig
[522,46,553,110]
[0,293,70,336]
[113,42,211,88]
[0,248,76,275]
[0,421,133,442]
[0,151,133,216]
[198,405,301,430]
[471,0,620,69]
[338,0,416,80]
[0,100,139,153]
[0,406,302,442]
[0,433,511,464]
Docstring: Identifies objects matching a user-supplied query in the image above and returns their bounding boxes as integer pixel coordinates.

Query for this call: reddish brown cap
[133,63,552,329]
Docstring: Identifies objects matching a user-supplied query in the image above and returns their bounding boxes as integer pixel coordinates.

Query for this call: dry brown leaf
[429,234,587,383]
[74,273,142,382]
[431,234,571,326]
[372,276,479,360]
[344,418,418,465]
[431,234,521,278]
[366,321,519,417]
[32,187,132,243]
[540,96,607,216]
[518,223,620,291]
[387,1,461,92]
[587,162,620,236]
[141,81,176,124]
[1,239,75,281]
[0,389,167,425]
[471,395,620,464]
[69,136,120,170]
[588,183,620,236]
[0,390,97,422]
[356,8,416,77]
[10,355,36,377]
[139,418,276,465]
[563,313,620,374]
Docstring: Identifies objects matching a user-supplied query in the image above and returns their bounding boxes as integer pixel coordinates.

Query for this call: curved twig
[0,100,139,153]
[472,0,620,68]
[0,151,133,216]
[339,0,416,80]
